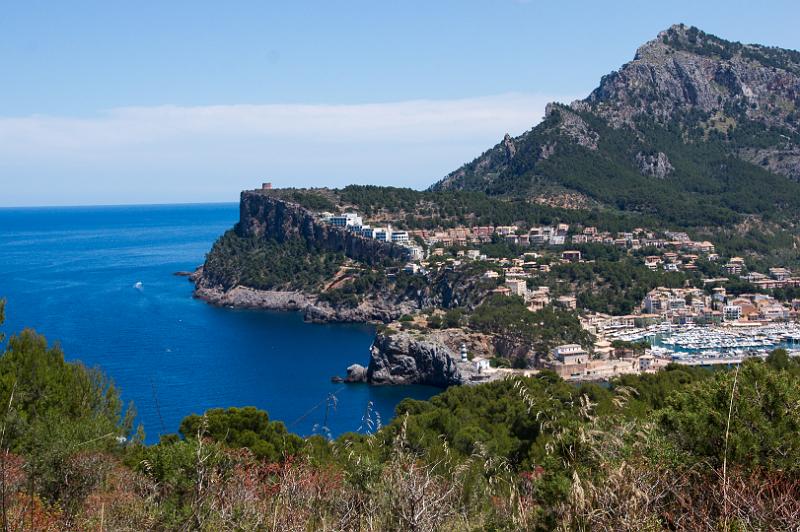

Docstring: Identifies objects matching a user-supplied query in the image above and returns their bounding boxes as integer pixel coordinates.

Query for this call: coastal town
[319,204,800,382]
[11,13,800,530]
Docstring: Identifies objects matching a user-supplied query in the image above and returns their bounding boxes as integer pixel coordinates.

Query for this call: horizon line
[0,200,241,210]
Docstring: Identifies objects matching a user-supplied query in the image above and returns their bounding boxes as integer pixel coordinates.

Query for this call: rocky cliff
[236,190,409,266]
[588,25,800,138]
[196,190,496,322]
[365,332,464,386]
[344,328,501,387]
[194,191,420,322]
[194,271,419,324]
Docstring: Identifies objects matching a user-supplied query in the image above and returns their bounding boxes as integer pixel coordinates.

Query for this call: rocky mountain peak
[433,25,800,208]
[587,25,800,132]
[502,133,517,159]
[633,24,684,61]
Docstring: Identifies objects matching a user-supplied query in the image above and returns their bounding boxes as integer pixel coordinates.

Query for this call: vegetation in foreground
[1,299,800,530]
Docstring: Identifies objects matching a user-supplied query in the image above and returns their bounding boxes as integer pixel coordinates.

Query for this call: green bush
[0,325,135,507]
[179,406,304,462]
[427,315,443,329]
[659,360,800,471]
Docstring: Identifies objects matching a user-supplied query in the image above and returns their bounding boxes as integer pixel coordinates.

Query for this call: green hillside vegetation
[547,253,690,314]
[319,260,499,311]
[290,185,655,232]
[178,407,304,462]
[468,294,592,358]
[478,106,800,227]
[202,230,344,291]
[135,355,800,530]
[277,171,800,267]
[317,268,428,308]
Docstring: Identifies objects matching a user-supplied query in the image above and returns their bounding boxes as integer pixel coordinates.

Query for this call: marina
[603,322,800,366]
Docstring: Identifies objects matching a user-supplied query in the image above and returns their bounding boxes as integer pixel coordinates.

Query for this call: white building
[504,279,526,298]
[466,249,481,260]
[770,267,792,281]
[474,358,491,372]
[328,213,363,228]
[391,230,410,244]
[723,305,742,321]
[761,304,789,321]
[552,344,589,365]
[403,263,421,274]
[406,245,424,261]
[374,228,390,242]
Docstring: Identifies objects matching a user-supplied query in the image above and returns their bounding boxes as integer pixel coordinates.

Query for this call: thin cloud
[0,93,573,206]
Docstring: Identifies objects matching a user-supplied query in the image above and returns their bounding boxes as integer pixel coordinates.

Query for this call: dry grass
[2,380,799,530]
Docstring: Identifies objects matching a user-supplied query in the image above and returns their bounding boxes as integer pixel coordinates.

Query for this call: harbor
[604,322,800,366]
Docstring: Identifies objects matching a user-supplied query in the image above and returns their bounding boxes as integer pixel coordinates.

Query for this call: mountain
[432,24,800,228]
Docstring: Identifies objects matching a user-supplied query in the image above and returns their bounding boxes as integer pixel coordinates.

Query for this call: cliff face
[196,190,497,323]
[237,191,409,266]
[194,191,419,322]
[343,329,500,387]
[366,332,465,386]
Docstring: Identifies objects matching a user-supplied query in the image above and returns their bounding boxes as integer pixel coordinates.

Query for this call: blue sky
[2,0,798,206]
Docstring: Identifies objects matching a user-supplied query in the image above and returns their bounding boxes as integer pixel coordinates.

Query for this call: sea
[0,203,437,443]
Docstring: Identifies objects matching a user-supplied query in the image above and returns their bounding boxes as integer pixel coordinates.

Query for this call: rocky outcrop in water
[341,328,501,387]
[366,332,464,386]
[193,281,313,311]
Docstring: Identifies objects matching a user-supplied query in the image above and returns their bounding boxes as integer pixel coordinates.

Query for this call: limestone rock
[546,103,599,150]
[502,133,517,159]
[367,331,463,386]
[344,364,368,383]
[636,151,674,178]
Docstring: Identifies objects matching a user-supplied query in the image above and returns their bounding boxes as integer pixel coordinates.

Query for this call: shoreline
[189,271,500,388]
[191,269,419,325]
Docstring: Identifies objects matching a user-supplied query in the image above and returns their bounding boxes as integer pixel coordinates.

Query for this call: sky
[1,0,799,206]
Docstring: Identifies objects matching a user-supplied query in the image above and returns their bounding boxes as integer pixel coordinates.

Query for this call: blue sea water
[0,203,437,443]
